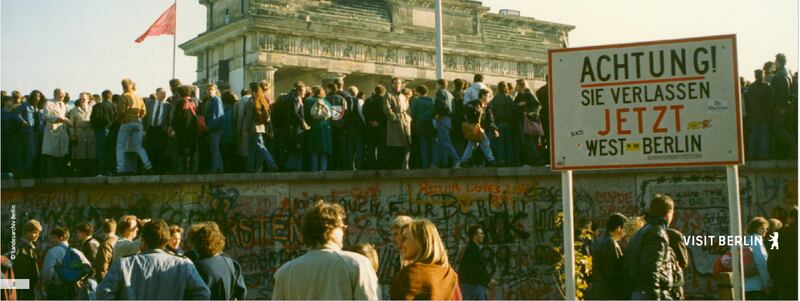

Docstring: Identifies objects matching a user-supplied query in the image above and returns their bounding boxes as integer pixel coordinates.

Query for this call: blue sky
[1,0,797,97]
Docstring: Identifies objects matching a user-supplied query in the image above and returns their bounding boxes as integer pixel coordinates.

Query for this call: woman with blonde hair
[391,219,460,300]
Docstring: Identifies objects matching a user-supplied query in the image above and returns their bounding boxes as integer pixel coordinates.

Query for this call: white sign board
[548,35,743,171]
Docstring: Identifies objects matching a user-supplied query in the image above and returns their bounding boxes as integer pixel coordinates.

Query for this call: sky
[1,0,797,97]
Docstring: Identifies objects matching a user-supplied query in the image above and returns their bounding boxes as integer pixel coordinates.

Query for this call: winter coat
[384,93,412,147]
[304,97,333,154]
[626,217,676,300]
[41,99,70,157]
[68,105,96,159]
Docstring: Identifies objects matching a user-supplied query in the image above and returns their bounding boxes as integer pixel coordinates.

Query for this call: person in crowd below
[576,218,594,256]
[243,82,279,172]
[187,222,247,300]
[364,85,389,170]
[41,88,72,177]
[347,243,380,273]
[68,92,96,176]
[589,213,628,300]
[14,220,42,301]
[390,219,460,300]
[771,53,796,159]
[626,194,677,300]
[326,80,349,171]
[272,201,379,300]
[384,78,412,170]
[0,252,16,301]
[113,215,147,262]
[304,86,333,172]
[768,218,783,235]
[346,87,367,171]
[665,227,688,300]
[462,74,488,105]
[451,79,468,154]
[94,218,118,282]
[284,82,308,171]
[515,79,544,166]
[489,82,517,166]
[205,83,225,173]
[14,91,43,178]
[770,206,797,299]
[41,226,92,300]
[115,78,153,174]
[410,85,436,169]
[143,87,170,174]
[97,219,210,300]
[391,215,415,270]
[623,215,646,246]
[90,90,116,176]
[1,96,17,178]
[220,89,239,172]
[167,225,184,256]
[745,69,773,160]
[458,225,495,300]
[743,217,771,300]
[76,221,101,298]
[76,222,100,269]
[169,85,199,173]
[233,88,251,172]
[460,88,497,167]
[433,79,461,169]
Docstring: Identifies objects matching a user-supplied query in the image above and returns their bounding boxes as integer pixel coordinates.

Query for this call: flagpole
[172,0,177,79]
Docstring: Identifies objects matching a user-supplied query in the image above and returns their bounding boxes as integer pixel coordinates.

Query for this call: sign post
[548,35,744,299]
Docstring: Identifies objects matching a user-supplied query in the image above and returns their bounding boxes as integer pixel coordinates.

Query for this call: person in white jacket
[272,201,380,300]
[744,217,772,300]
[463,74,488,105]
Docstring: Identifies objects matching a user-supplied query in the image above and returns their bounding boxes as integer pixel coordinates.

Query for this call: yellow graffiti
[688,119,712,130]
[625,142,641,151]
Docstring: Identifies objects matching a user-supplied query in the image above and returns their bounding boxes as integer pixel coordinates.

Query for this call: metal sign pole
[727,165,745,300]
[562,170,576,299]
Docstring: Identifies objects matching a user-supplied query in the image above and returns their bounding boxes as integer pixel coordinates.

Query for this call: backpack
[311,98,331,120]
[56,245,89,283]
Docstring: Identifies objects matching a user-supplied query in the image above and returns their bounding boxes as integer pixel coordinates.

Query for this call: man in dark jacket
[458,225,496,300]
[363,85,388,170]
[434,79,460,168]
[590,213,628,300]
[489,82,516,166]
[327,80,350,171]
[771,53,796,159]
[14,220,42,301]
[90,90,117,176]
[626,194,676,300]
[745,69,772,160]
[345,86,366,171]
[770,206,798,300]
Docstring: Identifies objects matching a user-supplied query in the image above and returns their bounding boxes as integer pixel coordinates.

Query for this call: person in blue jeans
[460,89,497,167]
[243,82,278,172]
[433,80,460,168]
[15,91,43,178]
[115,79,152,174]
[304,86,333,172]
[410,85,436,168]
[204,84,225,173]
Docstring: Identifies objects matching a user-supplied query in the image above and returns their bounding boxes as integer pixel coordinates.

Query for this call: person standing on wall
[457,225,496,300]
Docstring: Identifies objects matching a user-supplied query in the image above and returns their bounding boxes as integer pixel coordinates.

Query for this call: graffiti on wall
[1,169,795,299]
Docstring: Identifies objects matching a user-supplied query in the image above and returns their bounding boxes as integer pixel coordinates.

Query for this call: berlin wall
[2,161,796,299]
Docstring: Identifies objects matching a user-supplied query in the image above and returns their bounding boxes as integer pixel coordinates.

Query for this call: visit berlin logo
[683,232,780,250]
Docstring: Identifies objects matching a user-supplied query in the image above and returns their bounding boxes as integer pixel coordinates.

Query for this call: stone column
[250,65,278,101]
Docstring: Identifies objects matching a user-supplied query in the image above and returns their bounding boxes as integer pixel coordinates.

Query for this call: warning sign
[548,35,743,171]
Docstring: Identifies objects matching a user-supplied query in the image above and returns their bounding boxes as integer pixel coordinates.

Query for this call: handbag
[523,113,544,137]
[186,98,208,134]
[461,110,484,142]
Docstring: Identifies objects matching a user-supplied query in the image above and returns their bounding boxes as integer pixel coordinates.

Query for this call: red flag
[135,3,176,43]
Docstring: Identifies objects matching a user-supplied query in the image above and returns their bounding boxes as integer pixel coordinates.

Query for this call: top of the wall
[2,161,795,190]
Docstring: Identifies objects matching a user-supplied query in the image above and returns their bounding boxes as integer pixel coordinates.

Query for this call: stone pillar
[250,65,278,101]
